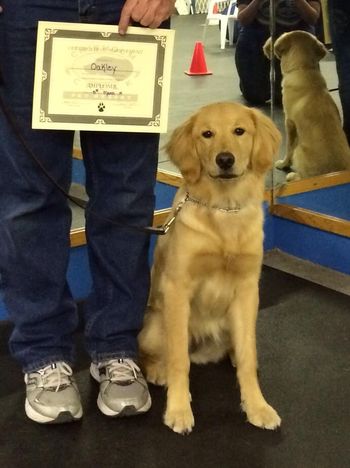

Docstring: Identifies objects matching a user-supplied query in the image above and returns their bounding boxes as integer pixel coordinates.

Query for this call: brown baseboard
[274,171,350,198]
[272,203,350,238]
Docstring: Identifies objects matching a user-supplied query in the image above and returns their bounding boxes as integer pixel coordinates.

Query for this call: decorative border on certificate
[32,22,175,133]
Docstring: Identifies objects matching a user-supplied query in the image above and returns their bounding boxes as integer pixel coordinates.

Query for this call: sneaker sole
[25,399,83,424]
[97,392,152,417]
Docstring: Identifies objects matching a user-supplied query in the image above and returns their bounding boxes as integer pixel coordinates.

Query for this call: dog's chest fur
[183,212,263,355]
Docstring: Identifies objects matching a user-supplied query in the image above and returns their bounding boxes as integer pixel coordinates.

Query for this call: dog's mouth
[210,172,242,180]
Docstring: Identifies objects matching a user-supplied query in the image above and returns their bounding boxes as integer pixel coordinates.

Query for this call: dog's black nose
[216,152,235,170]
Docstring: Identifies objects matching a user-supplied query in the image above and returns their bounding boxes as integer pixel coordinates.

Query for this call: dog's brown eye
[234,127,245,135]
[202,130,213,138]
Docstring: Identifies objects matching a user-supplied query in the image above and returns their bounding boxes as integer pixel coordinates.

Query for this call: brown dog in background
[138,102,281,434]
[264,30,350,181]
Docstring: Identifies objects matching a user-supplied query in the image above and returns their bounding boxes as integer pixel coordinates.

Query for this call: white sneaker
[90,358,151,417]
[25,362,83,424]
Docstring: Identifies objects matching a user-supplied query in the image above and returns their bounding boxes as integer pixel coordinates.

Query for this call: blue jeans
[328,0,350,144]
[0,0,162,372]
[235,25,283,105]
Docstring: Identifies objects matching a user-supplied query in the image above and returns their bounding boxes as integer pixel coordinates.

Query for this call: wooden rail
[72,148,350,244]
[272,203,350,238]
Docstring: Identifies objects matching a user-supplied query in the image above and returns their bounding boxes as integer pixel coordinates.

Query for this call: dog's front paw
[244,402,281,430]
[164,404,194,435]
[275,159,289,170]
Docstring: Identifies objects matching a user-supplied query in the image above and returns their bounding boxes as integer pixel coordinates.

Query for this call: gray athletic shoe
[90,358,152,417]
[24,362,83,424]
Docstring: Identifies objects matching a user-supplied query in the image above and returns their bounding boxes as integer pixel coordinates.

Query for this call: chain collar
[161,191,241,234]
[184,192,241,213]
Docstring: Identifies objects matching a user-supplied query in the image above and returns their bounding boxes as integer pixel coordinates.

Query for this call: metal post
[269,0,276,121]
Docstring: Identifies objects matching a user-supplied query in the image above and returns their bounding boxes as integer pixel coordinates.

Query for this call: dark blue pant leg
[234,26,271,105]
[0,0,77,371]
[328,0,350,144]
[81,131,158,361]
[78,1,160,361]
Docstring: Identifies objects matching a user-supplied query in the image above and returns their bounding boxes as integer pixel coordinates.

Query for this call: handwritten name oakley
[90,63,117,75]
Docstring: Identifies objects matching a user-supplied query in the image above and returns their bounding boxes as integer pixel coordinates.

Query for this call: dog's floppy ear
[263,35,287,60]
[263,37,273,60]
[250,108,281,174]
[273,34,290,59]
[165,116,201,184]
[311,35,327,61]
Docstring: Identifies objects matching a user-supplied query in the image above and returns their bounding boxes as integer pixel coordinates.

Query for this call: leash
[0,90,168,235]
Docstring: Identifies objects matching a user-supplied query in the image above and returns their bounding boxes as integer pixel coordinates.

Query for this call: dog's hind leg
[228,280,281,430]
[138,307,167,386]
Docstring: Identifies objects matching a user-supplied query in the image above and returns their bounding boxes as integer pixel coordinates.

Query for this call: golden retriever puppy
[263,30,350,181]
[138,102,282,434]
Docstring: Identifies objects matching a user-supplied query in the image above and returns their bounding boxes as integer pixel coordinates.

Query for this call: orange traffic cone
[185,41,212,76]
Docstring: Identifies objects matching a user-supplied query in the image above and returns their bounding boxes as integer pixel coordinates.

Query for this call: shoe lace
[38,362,73,392]
[103,359,140,383]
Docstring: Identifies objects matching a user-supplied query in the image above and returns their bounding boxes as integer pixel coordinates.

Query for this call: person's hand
[118,0,175,35]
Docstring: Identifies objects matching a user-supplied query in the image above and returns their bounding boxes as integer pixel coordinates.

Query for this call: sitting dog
[138,102,282,434]
[263,30,350,181]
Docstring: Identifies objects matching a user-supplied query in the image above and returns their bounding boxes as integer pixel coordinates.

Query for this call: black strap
[0,92,167,235]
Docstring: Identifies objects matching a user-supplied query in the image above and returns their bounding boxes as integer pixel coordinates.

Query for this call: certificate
[32,22,175,133]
